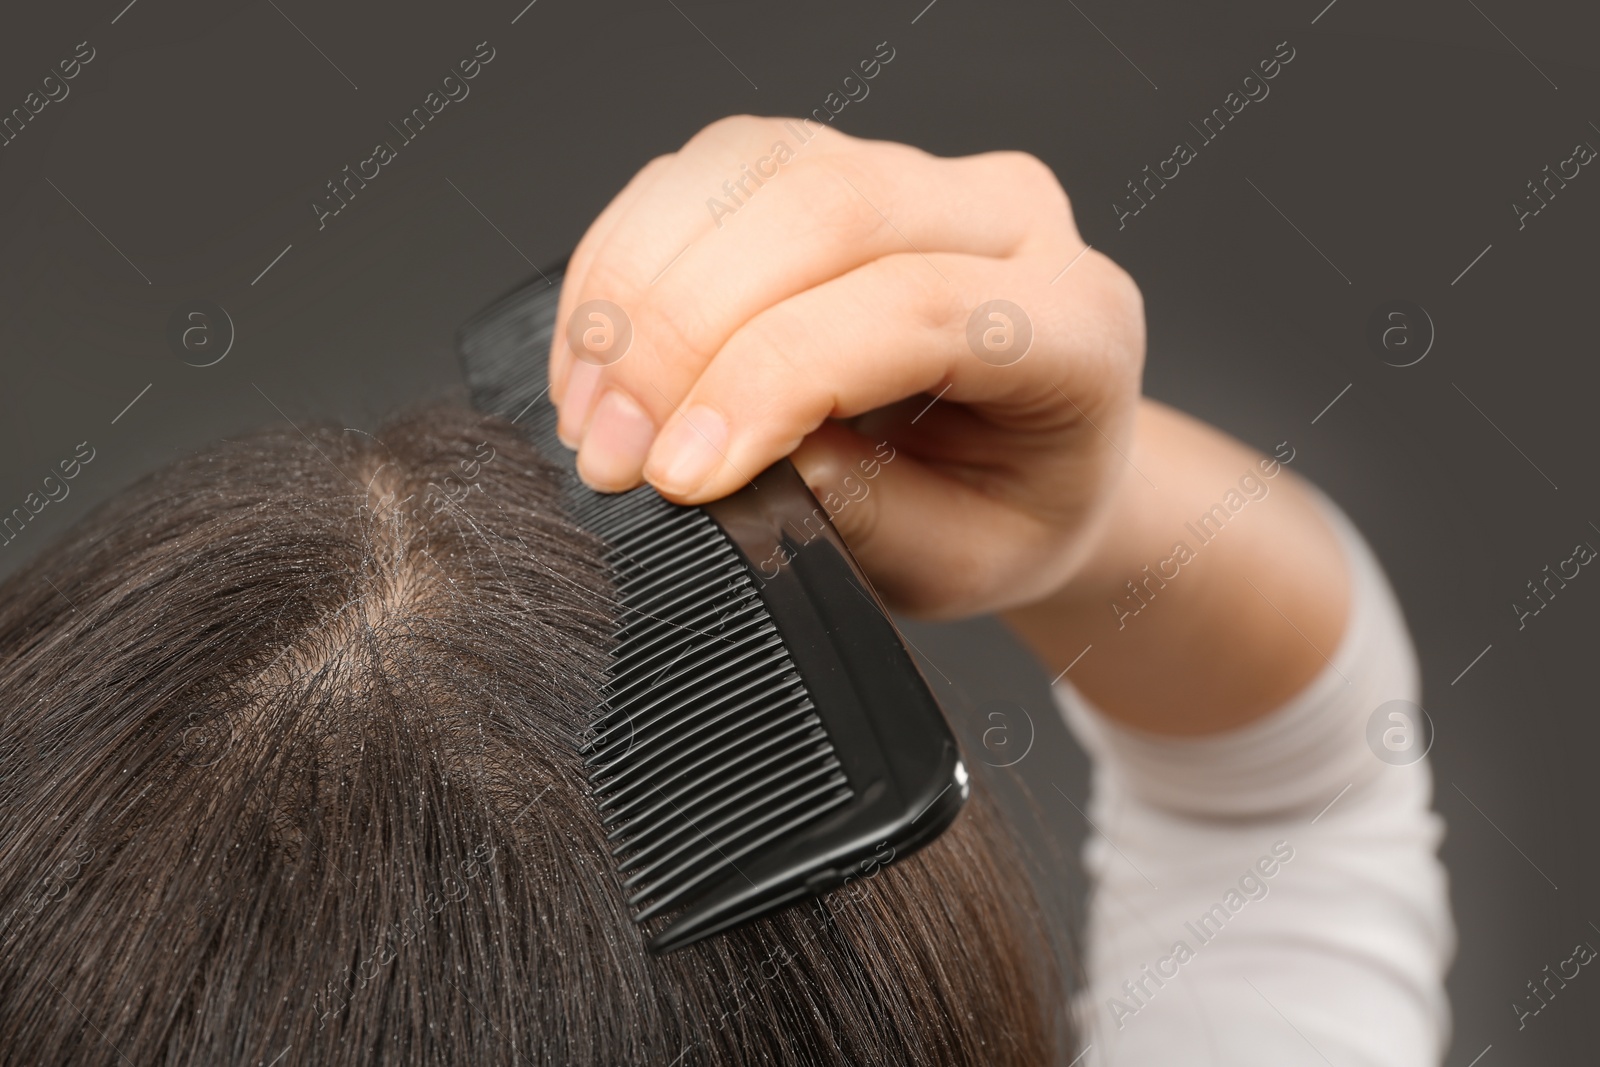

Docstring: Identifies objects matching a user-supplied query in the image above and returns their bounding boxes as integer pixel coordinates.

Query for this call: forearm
[1000,399,1350,736]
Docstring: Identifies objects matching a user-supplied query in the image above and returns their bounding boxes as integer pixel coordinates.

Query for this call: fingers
[555,116,837,430]
[633,142,1057,343]
[633,248,1130,501]
[552,119,1082,487]
[549,152,676,426]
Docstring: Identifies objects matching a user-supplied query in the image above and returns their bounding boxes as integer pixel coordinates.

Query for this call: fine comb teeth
[459,267,967,953]
[577,487,852,924]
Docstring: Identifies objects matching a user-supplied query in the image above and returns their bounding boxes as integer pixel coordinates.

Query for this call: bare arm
[544,118,1348,739]
[1002,399,1349,735]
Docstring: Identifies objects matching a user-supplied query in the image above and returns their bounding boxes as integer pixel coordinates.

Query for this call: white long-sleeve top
[1056,493,1455,1065]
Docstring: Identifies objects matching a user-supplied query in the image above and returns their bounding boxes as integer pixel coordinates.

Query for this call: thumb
[789,422,1024,618]
[789,422,890,560]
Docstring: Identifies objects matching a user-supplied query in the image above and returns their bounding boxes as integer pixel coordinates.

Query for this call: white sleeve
[1057,492,1455,1066]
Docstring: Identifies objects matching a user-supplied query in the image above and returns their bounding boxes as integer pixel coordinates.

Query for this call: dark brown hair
[0,404,1063,1065]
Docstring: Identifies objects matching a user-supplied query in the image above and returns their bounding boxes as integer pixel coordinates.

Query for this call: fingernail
[558,360,602,449]
[577,389,656,491]
[648,405,728,496]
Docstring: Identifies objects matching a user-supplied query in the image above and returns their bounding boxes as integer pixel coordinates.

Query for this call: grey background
[2,0,1596,1062]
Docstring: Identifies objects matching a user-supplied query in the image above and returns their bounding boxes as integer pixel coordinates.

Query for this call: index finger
[637,245,1142,503]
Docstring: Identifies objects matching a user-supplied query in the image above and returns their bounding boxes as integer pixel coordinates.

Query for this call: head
[0,403,1063,1064]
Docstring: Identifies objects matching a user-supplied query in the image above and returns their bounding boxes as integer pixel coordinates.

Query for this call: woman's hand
[549,115,1145,620]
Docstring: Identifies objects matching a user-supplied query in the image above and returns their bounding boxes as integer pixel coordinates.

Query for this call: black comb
[457,267,967,953]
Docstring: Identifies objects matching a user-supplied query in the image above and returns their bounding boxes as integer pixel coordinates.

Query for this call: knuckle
[569,155,674,278]
[574,253,641,313]
[877,257,966,343]
[1090,252,1145,332]
[623,153,676,201]
[782,156,889,243]
[637,288,715,367]
[801,119,843,145]
[998,150,1068,206]
[1068,251,1146,380]
[916,268,972,338]
[1004,152,1079,241]
[684,114,777,154]
[1003,149,1055,185]
[641,151,675,172]
[738,305,809,377]
[1113,263,1145,326]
